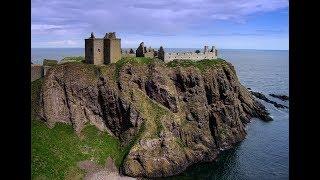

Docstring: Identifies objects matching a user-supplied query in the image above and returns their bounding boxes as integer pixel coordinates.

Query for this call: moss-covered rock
[43,59,58,66]
[60,56,85,64]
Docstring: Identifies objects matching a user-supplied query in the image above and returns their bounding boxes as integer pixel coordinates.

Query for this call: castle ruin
[135,42,156,58]
[84,32,218,65]
[85,32,121,65]
[32,32,219,81]
[161,46,218,62]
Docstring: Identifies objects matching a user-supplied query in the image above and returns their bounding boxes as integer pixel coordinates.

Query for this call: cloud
[31,0,288,48]
[47,40,78,46]
[32,0,288,35]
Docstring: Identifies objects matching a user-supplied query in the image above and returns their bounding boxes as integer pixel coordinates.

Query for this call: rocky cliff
[36,58,271,178]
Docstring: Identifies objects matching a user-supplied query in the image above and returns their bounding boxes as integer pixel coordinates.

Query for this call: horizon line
[31,47,288,51]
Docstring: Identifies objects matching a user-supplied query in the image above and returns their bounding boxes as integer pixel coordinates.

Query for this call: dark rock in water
[269,94,289,101]
[37,60,272,178]
[250,91,269,102]
[251,91,288,109]
[247,87,251,90]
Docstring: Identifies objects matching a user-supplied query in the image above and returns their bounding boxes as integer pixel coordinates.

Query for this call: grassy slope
[31,79,126,180]
[60,56,85,64]
[114,56,158,80]
[166,58,227,72]
[43,59,58,66]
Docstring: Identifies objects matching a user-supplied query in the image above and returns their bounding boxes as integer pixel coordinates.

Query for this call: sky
[31,0,289,50]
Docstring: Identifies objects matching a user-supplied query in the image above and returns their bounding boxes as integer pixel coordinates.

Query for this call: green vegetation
[32,119,126,179]
[175,138,187,148]
[60,56,85,63]
[31,78,43,117]
[132,89,169,139]
[120,121,146,165]
[43,59,58,66]
[149,99,166,137]
[114,57,160,80]
[166,58,227,72]
[31,79,126,180]
[218,125,229,140]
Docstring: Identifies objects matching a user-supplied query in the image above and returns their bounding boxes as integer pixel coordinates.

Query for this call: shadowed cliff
[34,57,271,178]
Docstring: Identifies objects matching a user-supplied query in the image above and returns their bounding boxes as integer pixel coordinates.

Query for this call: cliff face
[37,59,271,178]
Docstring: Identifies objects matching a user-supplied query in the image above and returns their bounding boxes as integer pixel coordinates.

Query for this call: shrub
[43,59,58,66]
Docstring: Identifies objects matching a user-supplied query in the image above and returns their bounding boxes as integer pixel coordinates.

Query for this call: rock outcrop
[269,93,289,101]
[250,91,288,109]
[37,59,272,178]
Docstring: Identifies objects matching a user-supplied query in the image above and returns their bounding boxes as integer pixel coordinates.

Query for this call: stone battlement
[162,46,218,62]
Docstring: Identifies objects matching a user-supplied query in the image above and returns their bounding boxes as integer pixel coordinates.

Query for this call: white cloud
[32,0,288,35]
[47,40,78,46]
[31,0,288,48]
[31,24,62,30]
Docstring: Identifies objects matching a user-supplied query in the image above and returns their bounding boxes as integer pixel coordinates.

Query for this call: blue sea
[31,48,289,179]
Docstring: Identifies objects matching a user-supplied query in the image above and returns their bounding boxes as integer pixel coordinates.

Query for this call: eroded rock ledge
[36,59,271,178]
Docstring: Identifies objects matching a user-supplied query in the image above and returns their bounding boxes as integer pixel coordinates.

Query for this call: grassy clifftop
[166,58,227,72]
[57,56,228,73]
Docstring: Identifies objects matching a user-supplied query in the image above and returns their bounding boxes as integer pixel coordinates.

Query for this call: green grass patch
[43,59,58,66]
[175,138,187,148]
[31,119,126,180]
[60,56,85,64]
[114,57,160,80]
[31,78,43,117]
[218,125,229,140]
[120,121,146,165]
[132,89,170,139]
[149,99,166,137]
[166,58,227,72]
[31,79,126,180]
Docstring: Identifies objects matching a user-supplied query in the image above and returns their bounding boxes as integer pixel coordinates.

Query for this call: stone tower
[136,42,145,57]
[158,46,165,61]
[85,32,104,65]
[85,32,121,65]
[104,32,121,64]
[204,45,209,53]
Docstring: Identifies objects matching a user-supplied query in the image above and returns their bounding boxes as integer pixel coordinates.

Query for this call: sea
[31,48,289,180]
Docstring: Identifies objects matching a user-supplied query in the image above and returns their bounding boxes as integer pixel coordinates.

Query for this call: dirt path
[78,157,136,180]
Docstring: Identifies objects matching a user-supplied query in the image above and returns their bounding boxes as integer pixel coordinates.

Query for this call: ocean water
[31,48,289,179]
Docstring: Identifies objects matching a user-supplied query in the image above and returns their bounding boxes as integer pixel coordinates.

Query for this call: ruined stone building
[84,32,218,64]
[85,32,121,65]
[157,46,165,61]
[159,46,218,62]
[121,48,136,58]
[136,42,156,58]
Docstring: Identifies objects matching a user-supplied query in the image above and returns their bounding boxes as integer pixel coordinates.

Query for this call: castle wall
[108,39,121,63]
[31,64,43,82]
[163,52,217,62]
[121,53,136,58]
[85,39,94,64]
[144,52,154,58]
[85,39,104,65]
[93,39,104,65]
